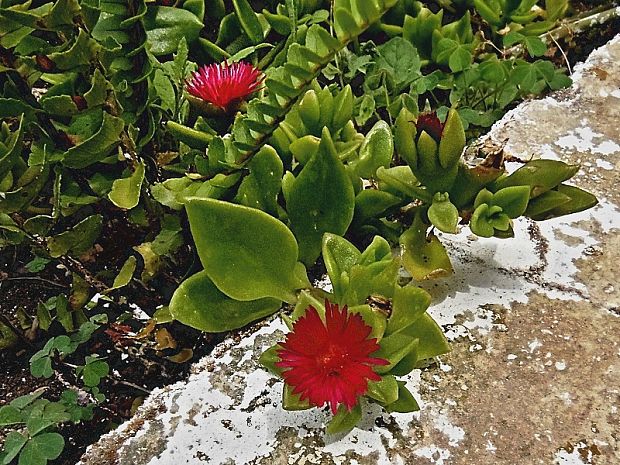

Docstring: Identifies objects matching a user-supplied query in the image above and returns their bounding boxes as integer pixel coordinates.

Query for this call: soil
[0,232,224,465]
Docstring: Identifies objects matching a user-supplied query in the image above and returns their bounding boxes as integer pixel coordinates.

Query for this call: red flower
[185,61,263,111]
[416,111,444,141]
[276,300,389,414]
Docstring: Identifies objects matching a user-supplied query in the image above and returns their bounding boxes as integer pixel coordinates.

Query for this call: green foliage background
[0,0,601,457]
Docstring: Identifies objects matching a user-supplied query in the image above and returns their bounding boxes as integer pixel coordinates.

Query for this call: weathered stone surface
[79,36,620,465]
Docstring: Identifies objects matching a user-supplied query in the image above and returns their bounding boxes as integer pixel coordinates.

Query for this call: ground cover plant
[0,0,613,462]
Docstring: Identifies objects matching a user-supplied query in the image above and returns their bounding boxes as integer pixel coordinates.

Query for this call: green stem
[234,1,400,166]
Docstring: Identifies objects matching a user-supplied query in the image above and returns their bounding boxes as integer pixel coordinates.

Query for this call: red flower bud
[35,55,55,72]
[72,95,87,111]
[416,111,444,141]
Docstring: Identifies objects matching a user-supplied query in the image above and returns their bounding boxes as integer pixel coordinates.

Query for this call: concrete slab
[78,36,620,465]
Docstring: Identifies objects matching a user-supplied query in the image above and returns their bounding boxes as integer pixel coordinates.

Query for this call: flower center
[317,344,348,377]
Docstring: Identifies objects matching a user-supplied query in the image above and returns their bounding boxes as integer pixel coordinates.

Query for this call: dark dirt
[0,236,224,465]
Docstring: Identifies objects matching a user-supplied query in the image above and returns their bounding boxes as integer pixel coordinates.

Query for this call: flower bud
[394,108,417,167]
[394,109,465,195]
[298,90,321,135]
[331,85,353,132]
[438,109,466,169]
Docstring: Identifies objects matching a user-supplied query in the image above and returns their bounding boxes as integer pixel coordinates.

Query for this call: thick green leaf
[349,304,387,340]
[427,193,459,233]
[470,204,499,238]
[400,217,453,280]
[326,403,362,435]
[105,256,136,292]
[331,85,353,131]
[46,215,103,258]
[334,8,360,42]
[288,289,326,325]
[166,122,213,150]
[386,285,431,335]
[321,233,361,301]
[108,162,145,209]
[437,109,465,169]
[0,98,37,120]
[62,112,124,168]
[386,382,420,413]
[0,116,24,181]
[235,146,283,215]
[400,313,450,361]
[492,185,530,218]
[353,189,402,227]
[151,177,201,211]
[282,384,312,411]
[0,165,50,215]
[342,259,400,307]
[232,0,264,44]
[359,236,392,265]
[169,270,281,332]
[297,90,321,135]
[287,128,355,265]
[374,332,418,374]
[48,29,100,70]
[530,184,598,220]
[151,215,183,256]
[366,375,399,405]
[144,5,204,55]
[186,198,304,302]
[349,120,393,178]
[289,135,320,165]
[258,344,283,376]
[45,0,81,27]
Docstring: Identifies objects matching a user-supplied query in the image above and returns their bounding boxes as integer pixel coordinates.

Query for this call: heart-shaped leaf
[186,198,306,302]
[1,431,27,464]
[169,270,282,332]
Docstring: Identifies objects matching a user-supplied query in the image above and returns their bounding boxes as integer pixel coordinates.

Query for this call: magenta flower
[185,61,263,112]
[276,300,389,414]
